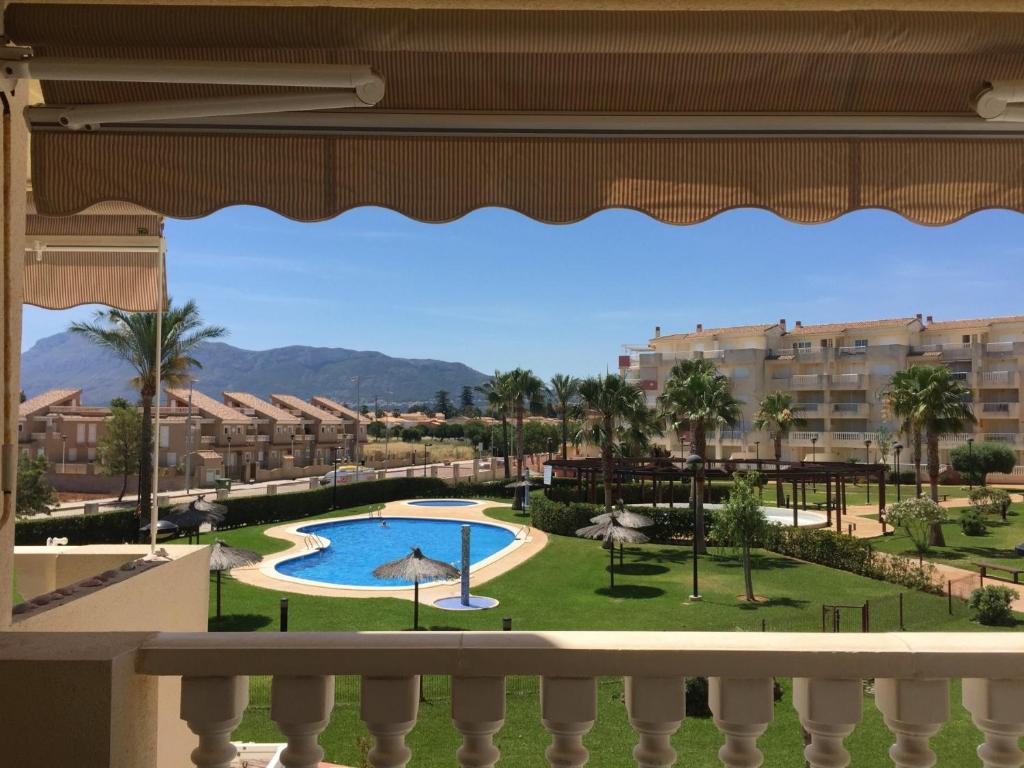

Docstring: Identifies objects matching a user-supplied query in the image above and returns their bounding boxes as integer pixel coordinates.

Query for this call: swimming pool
[406,499,478,507]
[274,517,518,588]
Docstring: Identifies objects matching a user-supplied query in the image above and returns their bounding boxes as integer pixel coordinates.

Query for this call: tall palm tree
[753,391,806,507]
[476,372,512,479]
[70,300,226,520]
[617,404,664,458]
[573,374,646,515]
[657,358,740,552]
[886,368,928,498]
[549,373,579,460]
[504,368,545,509]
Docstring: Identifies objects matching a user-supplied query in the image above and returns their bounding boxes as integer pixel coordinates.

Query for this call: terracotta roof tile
[223,392,301,424]
[926,314,1024,330]
[271,394,343,424]
[18,388,81,418]
[166,388,250,423]
[311,396,372,423]
[656,323,779,341]
[786,317,918,335]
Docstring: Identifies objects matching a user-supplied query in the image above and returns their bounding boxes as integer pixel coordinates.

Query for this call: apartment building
[310,395,370,456]
[620,314,1024,468]
[270,394,347,466]
[222,392,303,473]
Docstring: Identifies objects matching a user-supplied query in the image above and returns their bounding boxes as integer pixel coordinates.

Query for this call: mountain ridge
[21,332,490,407]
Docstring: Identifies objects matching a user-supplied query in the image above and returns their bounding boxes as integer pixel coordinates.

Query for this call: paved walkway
[231,499,547,602]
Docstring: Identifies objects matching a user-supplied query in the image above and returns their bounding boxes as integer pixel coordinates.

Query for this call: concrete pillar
[85,502,101,516]
[0,85,28,627]
[267,484,278,496]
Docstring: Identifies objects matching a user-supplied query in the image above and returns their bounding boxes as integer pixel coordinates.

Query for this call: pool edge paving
[230,499,548,602]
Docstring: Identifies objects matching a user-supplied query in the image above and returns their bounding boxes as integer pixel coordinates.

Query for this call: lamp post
[185,378,196,493]
[60,433,66,472]
[547,437,553,462]
[226,435,232,479]
[967,436,975,489]
[424,441,432,477]
[894,441,903,502]
[686,452,703,602]
[332,447,339,509]
[864,438,872,504]
[810,435,818,492]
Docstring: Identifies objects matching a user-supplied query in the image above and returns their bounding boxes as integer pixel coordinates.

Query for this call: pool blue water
[276,517,517,587]
[407,499,477,507]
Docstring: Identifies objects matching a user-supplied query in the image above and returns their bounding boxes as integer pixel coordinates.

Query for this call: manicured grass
[176,498,1021,767]
[871,501,1024,577]
[755,481,977,509]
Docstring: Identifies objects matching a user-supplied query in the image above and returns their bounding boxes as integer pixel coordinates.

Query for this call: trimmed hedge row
[529,495,717,543]
[15,476,511,545]
[547,481,730,505]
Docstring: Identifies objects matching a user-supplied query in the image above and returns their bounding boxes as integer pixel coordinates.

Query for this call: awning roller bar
[974,82,1024,123]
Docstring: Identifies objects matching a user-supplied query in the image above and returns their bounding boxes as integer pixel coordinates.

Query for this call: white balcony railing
[831,402,867,416]
[135,631,1024,768]
[979,370,1012,386]
[831,373,862,387]
[939,433,974,446]
[984,433,1022,445]
[831,431,873,444]
[256,435,270,442]
[948,371,970,382]
[29,432,47,441]
[789,431,821,445]
[837,345,867,355]
[790,374,824,388]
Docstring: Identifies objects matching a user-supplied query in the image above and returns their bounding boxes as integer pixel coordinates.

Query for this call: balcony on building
[788,431,822,446]
[984,341,1017,355]
[791,402,821,416]
[717,428,746,444]
[830,373,864,389]
[831,430,874,446]
[979,402,1020,419]
[982,432,1022,446]
[831,402,870,418]
[978,370,1015,387]
[789,373,827,389]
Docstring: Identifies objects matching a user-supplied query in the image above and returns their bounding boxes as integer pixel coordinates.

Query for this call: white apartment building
[620,314,1024,468]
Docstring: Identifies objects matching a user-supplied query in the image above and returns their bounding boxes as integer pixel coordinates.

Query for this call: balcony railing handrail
[135,630,1024,679]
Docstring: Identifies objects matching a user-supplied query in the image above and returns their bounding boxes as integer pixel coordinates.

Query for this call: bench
[975,561,1023,584]
[939,493,949,502]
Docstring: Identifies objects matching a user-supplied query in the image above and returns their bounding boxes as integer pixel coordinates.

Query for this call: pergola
[546,456,888,534]
[2,0,1024,621]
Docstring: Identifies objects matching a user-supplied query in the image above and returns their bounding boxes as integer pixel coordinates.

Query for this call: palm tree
[549,373,579,461]
[753,391,806,507]
[476,372,512,479]
[573,374,646,515]
[657,358,740,552]
[886,367,928,498]
[70,300,226,520]
[504,368,545,509]
[617,404,664,458]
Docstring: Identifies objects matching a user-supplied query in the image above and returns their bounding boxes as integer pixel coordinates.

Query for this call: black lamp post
[864,438,872,504]
[967,436,975,489]
[226,435,232,479]
[810,435,818,492]
[424,442,432,477]
[547,437,553,462]
[894,441,903,502]
[332,447,339,509]
[686,452,703,602]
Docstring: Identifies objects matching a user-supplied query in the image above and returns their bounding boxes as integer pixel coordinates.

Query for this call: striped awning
[23,199,165,312]
[9,3,1024,224]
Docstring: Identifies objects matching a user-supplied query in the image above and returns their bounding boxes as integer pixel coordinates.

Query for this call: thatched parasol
[139,518,180,542]
[373,547,460,630]
[576,517,650,590]
[166,495,227,543]
[209,540,263,619]
[589,509,654,528]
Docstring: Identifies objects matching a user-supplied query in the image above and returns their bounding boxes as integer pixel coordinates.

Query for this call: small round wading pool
[406,499,478,507]
[274,517,517,588]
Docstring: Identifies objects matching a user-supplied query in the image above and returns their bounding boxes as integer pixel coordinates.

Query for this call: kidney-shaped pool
[274,517,518,588]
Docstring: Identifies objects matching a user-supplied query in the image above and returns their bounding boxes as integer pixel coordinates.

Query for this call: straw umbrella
[589,502,654,568]
[209,540,262,619]
[576,516,650,590]
[373,547,460,630]
[166,494,226,543]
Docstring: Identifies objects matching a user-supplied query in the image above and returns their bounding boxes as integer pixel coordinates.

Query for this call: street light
[424,441,432,477]
[864,438,872,504]
[686,452,703,602]
[893,442,903,502]
[185,378,197,493]
[547,437,553,462]
[967,436,975,489]
[810,435,818,492]
[60,433,67,472]
[332,447,340,509]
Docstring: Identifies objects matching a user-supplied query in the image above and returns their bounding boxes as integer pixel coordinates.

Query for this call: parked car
[319,465,365,486]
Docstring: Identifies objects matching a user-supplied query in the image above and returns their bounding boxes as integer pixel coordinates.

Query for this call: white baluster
[708,677,774,768]
[361,676,419,768]
[452,676,506,768]
[541,676,597,768]
[624,676,685,768]
[875,678,949,768]
[793,678,863,768]
[962,678,1024,768]
[271,675,335,768]
[180,675,249,768]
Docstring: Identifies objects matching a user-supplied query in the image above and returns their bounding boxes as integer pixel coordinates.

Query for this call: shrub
[15,507,138,545]
[951,441,1017,486]
[885,497,947,554]
[959,508,988,536]
[547,480,729,506]
[886,469,917,485]
[529,495,717,544]
[968,585,1018,625]
[969,487,1012,521]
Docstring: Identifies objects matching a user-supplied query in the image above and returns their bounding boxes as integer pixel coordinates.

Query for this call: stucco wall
[11,545,209,768]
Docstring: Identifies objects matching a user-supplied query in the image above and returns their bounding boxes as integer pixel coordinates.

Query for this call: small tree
[434,389,454,418]
[968,486,1013,521]
[16,454,58,516]
[713,472,769,602]
[886,496,948,554]
[96,399,143,502]
[968,585,1018,626]
[951,441,1016,486]
[459,385,476,415]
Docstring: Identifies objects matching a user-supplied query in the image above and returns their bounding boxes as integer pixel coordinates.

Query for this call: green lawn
[176,498,1021,767]
[755,481,978,509]
[871,500,1024,577]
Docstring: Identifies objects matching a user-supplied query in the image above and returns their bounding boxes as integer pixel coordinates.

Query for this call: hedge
[14,476,503,544]
[529,495,718,543]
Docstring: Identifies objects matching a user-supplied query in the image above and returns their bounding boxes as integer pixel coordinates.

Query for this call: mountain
[21,332,490,407]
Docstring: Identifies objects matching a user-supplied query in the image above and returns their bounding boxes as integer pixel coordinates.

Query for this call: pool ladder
[514,524,531,540]
[303,532,328,553]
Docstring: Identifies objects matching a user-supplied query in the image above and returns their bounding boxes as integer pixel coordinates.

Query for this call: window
[160,425,170,448]
[854,339,869,348]
[76,424,86,442]
[68,448,78,462]
[962,334,971,344]
[87,448,96,461]
[793,341,811,351]
[36,447,44,457]
[166,451,177,467]
[87,424,97,443]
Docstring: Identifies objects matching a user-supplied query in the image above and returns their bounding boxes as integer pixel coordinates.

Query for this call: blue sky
[22,206,1024,379]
